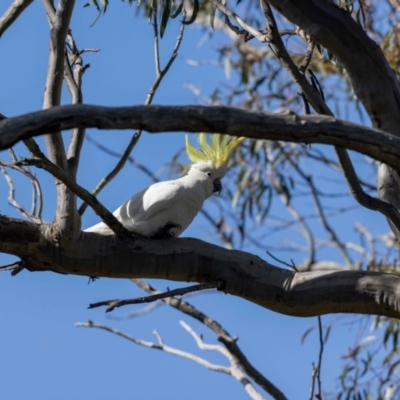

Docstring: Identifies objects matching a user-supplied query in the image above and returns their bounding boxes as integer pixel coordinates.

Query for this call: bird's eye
[207,172,212,177]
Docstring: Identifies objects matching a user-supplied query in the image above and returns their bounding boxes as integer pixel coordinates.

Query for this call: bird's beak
[212,178,222,194]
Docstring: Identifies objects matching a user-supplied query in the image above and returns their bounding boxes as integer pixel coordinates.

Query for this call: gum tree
[2,0,400,398]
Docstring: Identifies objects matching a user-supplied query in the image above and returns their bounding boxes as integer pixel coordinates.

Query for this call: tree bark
[3,215,400,319]
[265,0,400,238]
[1,104,400,167]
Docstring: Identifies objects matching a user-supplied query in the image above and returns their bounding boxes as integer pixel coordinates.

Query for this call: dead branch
[79,11,186,216]
[88,282,223,312]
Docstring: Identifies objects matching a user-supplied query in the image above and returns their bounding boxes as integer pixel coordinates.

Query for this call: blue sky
[0,1,393,399]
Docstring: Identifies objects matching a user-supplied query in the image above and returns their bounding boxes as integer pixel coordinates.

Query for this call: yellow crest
[185,133,245,168]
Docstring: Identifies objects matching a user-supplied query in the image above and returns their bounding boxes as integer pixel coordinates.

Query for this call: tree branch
[16,156,134,241]
[258,0,400,238]
[1,104,400,165]
[0,0,33,38]
[41,0,72,167]
[42,0,80,238]
[131,279,288,400]
[264,0,400,240]
[75,320,266,399]
[88,282,223,312]
[3,215,400,319]
[79,14,185,216]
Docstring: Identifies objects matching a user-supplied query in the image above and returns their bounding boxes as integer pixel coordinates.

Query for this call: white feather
[85,162,218,237]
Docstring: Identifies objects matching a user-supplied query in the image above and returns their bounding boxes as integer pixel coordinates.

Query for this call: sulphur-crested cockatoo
[85,133,244,238]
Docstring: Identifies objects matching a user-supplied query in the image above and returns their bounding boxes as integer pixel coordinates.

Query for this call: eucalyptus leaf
[182,0,199,25]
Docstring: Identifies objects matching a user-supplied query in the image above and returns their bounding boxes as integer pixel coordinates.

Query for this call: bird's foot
[150,222,181,239]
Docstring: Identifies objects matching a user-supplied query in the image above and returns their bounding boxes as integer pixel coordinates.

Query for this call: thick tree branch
[258,0,400,238]
[1,104,400,167]
[42,0,72,167]
[3,215,400,319]
[265,0,400,239]
[42,0,80,239]
[266,0,400,134]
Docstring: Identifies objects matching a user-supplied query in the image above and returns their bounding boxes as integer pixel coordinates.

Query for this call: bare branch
[79,15,186,216]
[272,175,315,269]
[77,318,264,400]
[130,279,289,400]
[316,316,324,399]
[257,0,400,239]
[16,156,134,241]
[179,320,264,400]
[209,0,268,42]
[0,165,41,223]
[0,0,33,38]
[76,320,236,374]
[0,261,23,273]
[88,282,223,312]
[65,32,89,178]
[264,0,400,240]
[42,0,91,177]
[2,152,43,220]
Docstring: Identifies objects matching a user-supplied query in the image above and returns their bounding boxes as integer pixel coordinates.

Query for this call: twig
[0,114,46,194]
[310,317,324,399]
[316,316,324,399]
[0,165,40,223]
[131,279,288,400]
[266,250,297,270]
[88,282,224,312]
[308,174,353,266]
[76,321,232,372]
[16,155,134,241]
[299,35,315,74]
[257,0,400,238]
[79,11,186,216]
[65,31,90,178]
[76,318,264,400]
[0,156,43,223]
[282,148,353,266]
[179,320,264,400]
[0,0,33,38]
[274,182,315,269]
[106,302,163,321]
[209,0,268,42]
[0,261,24,275]
[86,135,236,248]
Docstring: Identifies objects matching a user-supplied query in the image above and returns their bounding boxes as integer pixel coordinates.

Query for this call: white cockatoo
[85,133,244,238]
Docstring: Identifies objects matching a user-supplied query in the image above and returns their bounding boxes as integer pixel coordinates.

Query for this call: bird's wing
[117,179,185,223]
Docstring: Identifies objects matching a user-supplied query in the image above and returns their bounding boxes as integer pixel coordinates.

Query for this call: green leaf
[182,0,199,25]
[160,0,172,38]
[209,3,216,30]
[170,2,183,18]
[99,0,108,13]
[91,0,101,12]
